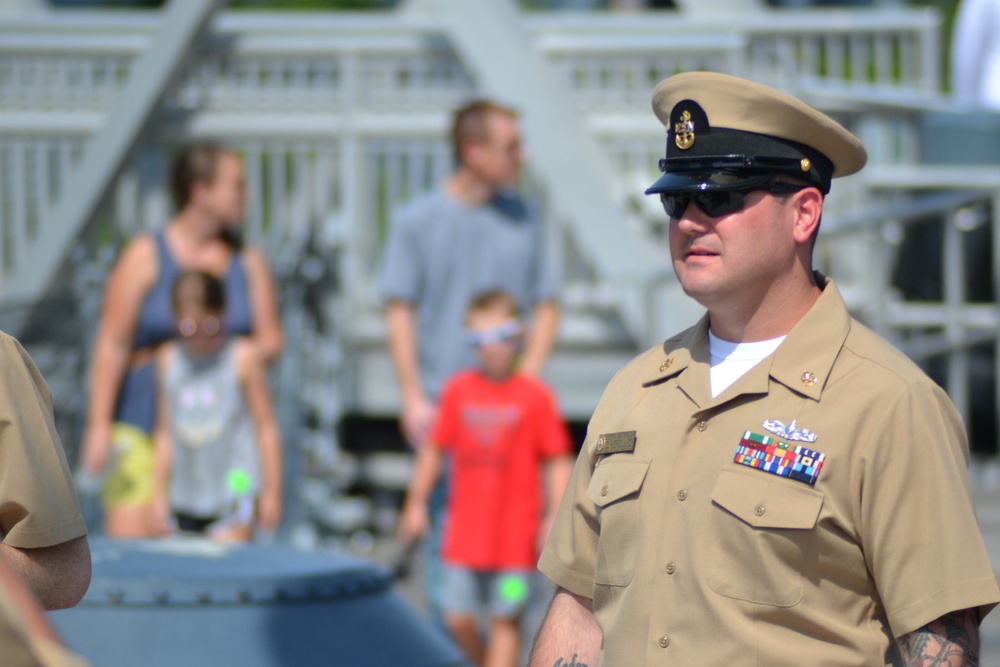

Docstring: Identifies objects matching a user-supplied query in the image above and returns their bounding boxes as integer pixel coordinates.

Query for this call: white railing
[0,6,944,310]
[0,9,941,112]
[0,4,978,422]
[9,4,1000,539]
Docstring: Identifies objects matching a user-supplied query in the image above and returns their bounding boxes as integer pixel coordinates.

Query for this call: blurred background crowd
[3,0,1000,661]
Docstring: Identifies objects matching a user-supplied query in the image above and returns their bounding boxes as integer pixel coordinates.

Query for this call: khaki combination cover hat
[645,71,867,196]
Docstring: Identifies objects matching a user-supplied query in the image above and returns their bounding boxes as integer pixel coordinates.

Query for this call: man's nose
[673,206,711,233]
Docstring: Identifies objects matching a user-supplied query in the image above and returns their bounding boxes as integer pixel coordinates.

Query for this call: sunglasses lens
[659,179,801,220]
[660,193,690,219]
[178,316,222,338]
[179,318,197,337]
[202,317,221,337]
[466,320,522,347]
[661,190,745,218]
[467,331,514,347]
[693,190,745,217]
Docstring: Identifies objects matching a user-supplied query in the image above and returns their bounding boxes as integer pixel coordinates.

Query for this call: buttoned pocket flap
[586,458,650,508]
[712,469,823,530]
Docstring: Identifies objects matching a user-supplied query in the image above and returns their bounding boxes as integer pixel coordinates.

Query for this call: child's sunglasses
[660,181,808,219]
[465,319,522,348]
[178,316,222,338]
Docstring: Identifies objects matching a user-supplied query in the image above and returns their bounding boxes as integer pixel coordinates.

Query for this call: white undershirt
[709,331,786,398]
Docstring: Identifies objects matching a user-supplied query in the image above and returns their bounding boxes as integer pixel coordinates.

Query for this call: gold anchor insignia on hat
[660,358,674,371]
[801,371,818,387]
[800,158,811,172]
[674,110,695,150]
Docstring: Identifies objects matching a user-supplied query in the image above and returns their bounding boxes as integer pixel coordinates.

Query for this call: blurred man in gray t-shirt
[380,100,560,628]
[380,99,560,445]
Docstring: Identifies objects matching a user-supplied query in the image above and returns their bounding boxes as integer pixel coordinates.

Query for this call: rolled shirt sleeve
[858,379,1000,636]
[0,334,87,548]
[379,205,423,306]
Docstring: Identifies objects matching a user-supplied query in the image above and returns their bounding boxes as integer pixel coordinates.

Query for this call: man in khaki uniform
[0,332,90,610]
[530,71,1000,666]
[0,551,89,667]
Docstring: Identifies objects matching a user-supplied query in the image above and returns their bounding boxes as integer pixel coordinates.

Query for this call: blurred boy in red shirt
[399,289,573,667]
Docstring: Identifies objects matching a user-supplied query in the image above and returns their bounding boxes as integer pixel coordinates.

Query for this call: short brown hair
[171,270,226,314]
[450,99,518,167]
[170,140,234,211]
[466,289,520,320]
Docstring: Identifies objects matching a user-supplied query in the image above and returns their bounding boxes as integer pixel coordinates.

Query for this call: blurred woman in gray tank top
[79,141,283,538]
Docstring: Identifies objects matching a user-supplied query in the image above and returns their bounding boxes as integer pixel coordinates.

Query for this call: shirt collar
[640,273,851,404]
[641,315,708,388]
[768,273,851,401]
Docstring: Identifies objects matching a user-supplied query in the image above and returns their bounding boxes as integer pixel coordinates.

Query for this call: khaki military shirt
[0,582,89,667]
[0,333,87,548]
[539,278,1000,666]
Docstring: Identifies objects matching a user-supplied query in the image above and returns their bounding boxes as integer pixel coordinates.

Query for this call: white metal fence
[1,5,998,446]
[0,6,948,313]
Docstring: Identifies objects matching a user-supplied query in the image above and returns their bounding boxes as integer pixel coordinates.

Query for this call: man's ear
[792,187,823,244]
[460,139,484,170]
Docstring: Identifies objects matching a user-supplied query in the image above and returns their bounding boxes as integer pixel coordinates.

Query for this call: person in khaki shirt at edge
[0,332,90,611]
[530,71,1000,666]
[0,551,89,667]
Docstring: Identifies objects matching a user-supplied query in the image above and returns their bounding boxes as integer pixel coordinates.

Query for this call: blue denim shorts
[440,564,535,619]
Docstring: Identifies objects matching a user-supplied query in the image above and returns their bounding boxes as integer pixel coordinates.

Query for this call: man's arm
[529,587,602,667]
[520,300,559,376]
[151,346,174,536]
[80,237,156,475]
[0,548,90,666]
[897,608,981,666]
[242,246,285,364]
[0,535,91,610]
[0,549,62,644]
[237,342,283,531]
[385,300,435,446]
[397,442,444,544]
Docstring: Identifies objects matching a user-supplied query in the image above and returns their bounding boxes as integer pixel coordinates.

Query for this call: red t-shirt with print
[432,370,572,569]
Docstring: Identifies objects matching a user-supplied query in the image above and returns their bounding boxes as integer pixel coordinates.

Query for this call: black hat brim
[645,170,775,196]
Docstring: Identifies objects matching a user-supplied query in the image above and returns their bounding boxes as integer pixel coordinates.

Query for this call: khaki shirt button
[677,489,688,501]
[596,437,605,452]
[601,485,608,497]
[665,562,676,575]
[659,636,671,648]
[697,420,708,432]
[755,504,766,517]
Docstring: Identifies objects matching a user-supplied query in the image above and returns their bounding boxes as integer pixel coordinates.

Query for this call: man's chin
[676,278,720,306]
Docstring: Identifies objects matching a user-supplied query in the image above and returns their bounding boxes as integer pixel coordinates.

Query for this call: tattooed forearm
[897,608,980,666]
[529,589,601,667]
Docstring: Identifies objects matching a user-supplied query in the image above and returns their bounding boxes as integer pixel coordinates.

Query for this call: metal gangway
[3,0,1000,543]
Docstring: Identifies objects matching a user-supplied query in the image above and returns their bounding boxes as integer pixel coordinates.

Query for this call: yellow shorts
[101,423,155,509]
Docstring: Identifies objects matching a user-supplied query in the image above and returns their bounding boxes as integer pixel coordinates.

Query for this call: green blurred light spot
[499,575,528,603]
[228,469,251,495]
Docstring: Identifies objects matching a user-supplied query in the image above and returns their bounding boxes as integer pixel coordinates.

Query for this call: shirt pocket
[706,468,824,607]
[586,457,651,587]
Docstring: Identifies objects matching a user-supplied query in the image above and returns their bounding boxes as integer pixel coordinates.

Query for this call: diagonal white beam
[2,0,223,308]
[402,0,675,342]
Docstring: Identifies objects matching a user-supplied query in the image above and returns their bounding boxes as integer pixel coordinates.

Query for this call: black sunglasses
[660,182,808,219]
